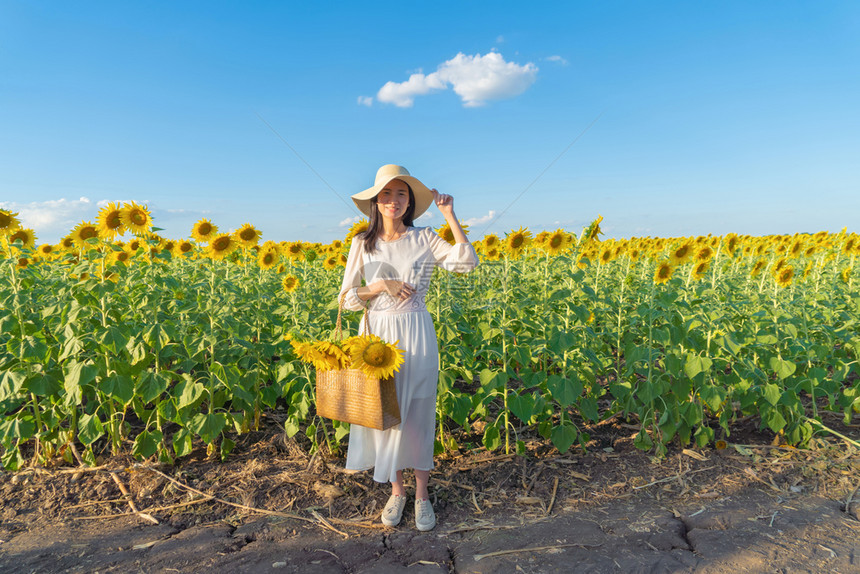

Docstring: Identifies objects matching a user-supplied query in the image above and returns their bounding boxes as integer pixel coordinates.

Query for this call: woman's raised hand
[431,188,454,217]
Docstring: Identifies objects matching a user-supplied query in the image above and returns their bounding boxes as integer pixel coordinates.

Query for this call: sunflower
[775,265,794,288]
[71,221,100,248]
[161,240,177,256]
[582,215,603,243]
[750,259,766,277]
[773,257,787,272]
[436,222,456,245]
[628,247,642,262]
[257,248,279,270]
[234,223,262,248]
[59,236,75,250]
[653,260,674,285]
[97,202,126,239]
[207,233,238,260]
[177,240,194,255]
[349,337,404,379]
[504,226,532,258]
[120,202,152,235]
[108,250,130,266]
[483,246,501,261]
[191,218,218,243]
[125,238,143,253]
[345,219,369,243]
[313,341,352,371]
[284,241,304,260]
[331,239,343,251]
[692,261,710,280]
[695,246,714,262]
[37,244,55,259]
[599,247,613,264]
[322,255,338,270]
[290,340,325,368]
[17,257,29,268]
[669,242,693,266]
[483,234,500,250]
[8,228,36,250]
[338,253,347,266]
[0,209,21,235]
[543,229,566,256]
[843,236,857,256]
[282,274,300,293]
[840,267,852,284]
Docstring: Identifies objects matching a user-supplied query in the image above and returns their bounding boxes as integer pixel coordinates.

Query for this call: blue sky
[2,1,859,245]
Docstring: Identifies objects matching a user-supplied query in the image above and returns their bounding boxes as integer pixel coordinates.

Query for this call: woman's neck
[381,218,407,239]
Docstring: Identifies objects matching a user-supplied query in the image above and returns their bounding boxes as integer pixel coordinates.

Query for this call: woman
[339,164,478,531]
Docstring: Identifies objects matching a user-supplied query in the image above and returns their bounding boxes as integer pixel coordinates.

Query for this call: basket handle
[335,290,371,342]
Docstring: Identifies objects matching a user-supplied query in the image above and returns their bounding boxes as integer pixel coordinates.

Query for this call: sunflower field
[1,204,859,470]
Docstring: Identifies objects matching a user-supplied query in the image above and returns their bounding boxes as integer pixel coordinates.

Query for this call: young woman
[339,164,478,531]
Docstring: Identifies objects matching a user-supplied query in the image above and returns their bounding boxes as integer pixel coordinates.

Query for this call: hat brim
[351,175,434,219]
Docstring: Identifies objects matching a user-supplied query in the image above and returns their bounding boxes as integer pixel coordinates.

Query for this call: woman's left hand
[431,189,455,217]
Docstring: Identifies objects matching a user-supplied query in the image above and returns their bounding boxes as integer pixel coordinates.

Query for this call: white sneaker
[381,494,408,527]
[415,498,436,531]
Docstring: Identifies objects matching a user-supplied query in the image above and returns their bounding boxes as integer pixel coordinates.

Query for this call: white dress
[338,226,479,483]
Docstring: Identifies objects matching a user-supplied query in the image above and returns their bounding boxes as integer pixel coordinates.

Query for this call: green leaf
[220,437,235,460]
[479,369,506,390]
[0,371,26,402]
[547,374,583,407]
[508,391,536,424]
[64,361,98,406]
[102,374,134,405]
[551,423,577,453]
[761,407,787,433]
[634,428,653,451]
[769,357,796,380]
[762,383,782,406]
[26,374,62,397]
[172,428,192,457]
[684,354,713,379]
[578,397,600,422]
[132,429,163,459]
[173,377,204,410]
[187,412,228,443]
[78,413,105,446]
[482,423,501,451]
[136,372,170,404]
[0,416,36,443]
[1,445,24,470]
[698,385,727,413]
[96,325,130,354]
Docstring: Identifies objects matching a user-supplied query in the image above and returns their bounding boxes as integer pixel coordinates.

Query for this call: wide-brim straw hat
[351,164,434,218]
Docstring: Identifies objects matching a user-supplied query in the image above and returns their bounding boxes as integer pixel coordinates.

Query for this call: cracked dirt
[1,415,858,573]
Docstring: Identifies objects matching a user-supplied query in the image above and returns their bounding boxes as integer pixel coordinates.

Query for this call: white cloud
[464,210,497,226]
[339,216,361,227]
[377,72,447,108]
[0,197,94,235]
[546,55,568,65]
[357,95,373,107]
[375,52,538,108]
[495,35,505,44]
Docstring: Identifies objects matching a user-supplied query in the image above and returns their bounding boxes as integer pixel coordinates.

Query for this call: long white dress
[338,226,479,483]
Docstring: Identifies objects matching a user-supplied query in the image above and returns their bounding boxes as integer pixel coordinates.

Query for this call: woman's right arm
[338,239,415,310]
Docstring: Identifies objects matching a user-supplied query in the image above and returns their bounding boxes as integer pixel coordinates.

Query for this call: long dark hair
[359,182,416,254]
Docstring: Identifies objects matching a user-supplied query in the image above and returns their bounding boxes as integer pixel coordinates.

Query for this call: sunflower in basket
[348,336,405,380]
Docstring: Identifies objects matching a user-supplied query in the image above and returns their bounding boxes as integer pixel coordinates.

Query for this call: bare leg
[415,469,430,500]
[391,470,406,496]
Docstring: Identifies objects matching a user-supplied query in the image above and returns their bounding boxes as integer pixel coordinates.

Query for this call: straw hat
[351,164,435,218]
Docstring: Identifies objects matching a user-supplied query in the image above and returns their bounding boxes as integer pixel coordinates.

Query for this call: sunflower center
[240,228,256,241]
[107,212,123,229]
[549,236,563,248]
[80,227,97,240]
[213,237,231,251]
[10,231,27,243]
[131,210,146,225]
[199,223,212,235]
[0,213,11,228]
[362,342,389,367]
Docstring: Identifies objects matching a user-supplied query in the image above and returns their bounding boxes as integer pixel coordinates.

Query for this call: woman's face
[375,179,410,221]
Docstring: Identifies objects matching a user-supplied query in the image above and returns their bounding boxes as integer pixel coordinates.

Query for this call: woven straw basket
[314,293,401,431]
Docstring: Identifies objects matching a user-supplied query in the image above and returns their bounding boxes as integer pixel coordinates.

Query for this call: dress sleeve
[426,227,480,273]
[339,237,367,311]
